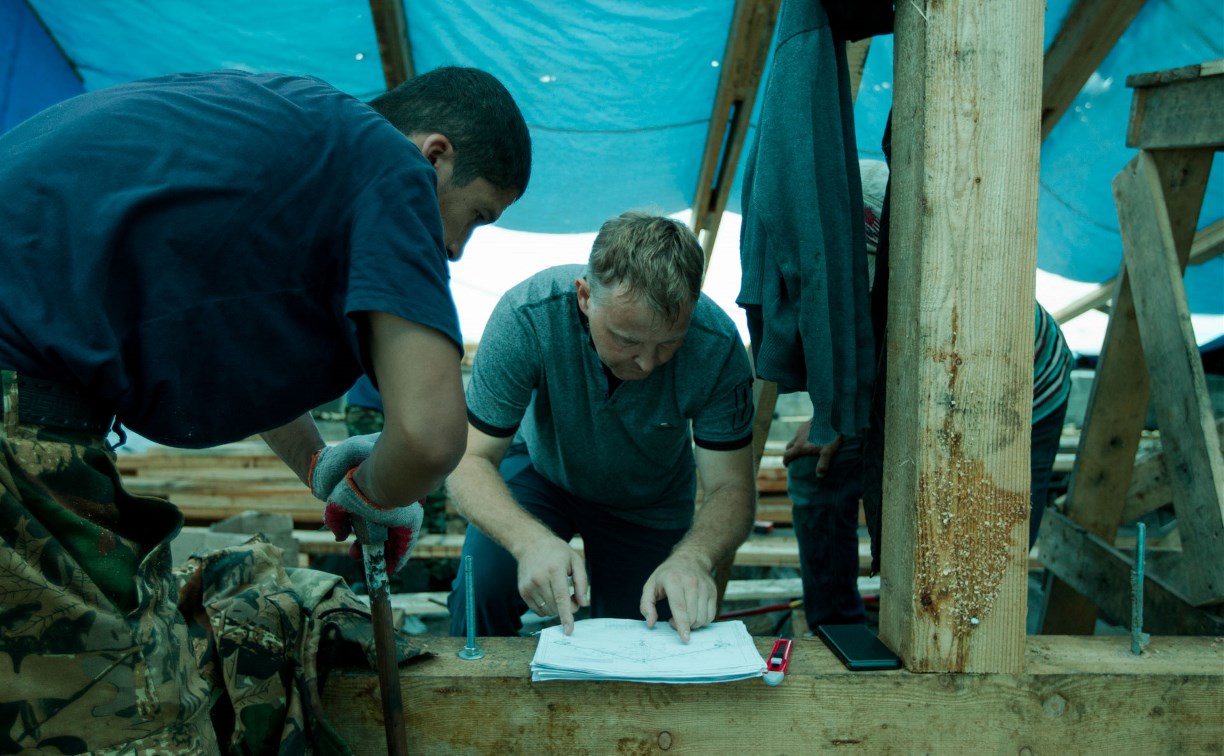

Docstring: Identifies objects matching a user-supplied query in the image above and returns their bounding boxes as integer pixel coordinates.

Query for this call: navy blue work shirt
[0,70,461,447]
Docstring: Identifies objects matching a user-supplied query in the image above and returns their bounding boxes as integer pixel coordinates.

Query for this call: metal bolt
[1130,522,1150,655]
[457,555,484,660]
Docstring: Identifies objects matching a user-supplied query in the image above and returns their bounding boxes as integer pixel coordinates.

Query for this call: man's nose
[448,228,474,260]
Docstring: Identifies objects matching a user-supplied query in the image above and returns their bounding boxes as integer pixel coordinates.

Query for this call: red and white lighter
[763,637,793,686]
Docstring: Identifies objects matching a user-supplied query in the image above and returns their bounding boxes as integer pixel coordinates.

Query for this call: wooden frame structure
[328,2,1224,750]
[1042,60,1224,633]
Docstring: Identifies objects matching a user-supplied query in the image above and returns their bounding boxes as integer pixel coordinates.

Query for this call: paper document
[530,618,766,683]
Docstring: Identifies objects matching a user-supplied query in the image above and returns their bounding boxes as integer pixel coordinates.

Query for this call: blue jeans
[787,436,867,627]
[448,447,689,637]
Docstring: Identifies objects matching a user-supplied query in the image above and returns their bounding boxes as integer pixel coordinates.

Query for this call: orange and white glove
[308,435,422,575]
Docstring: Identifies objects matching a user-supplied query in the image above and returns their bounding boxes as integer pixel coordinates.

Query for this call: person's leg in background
[1028,398,1070,550]
[788,436,867,628]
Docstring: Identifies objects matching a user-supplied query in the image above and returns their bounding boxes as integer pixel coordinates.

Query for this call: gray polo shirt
[467,265,755,528]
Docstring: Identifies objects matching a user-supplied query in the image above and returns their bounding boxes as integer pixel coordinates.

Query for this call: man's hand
[782,420,843,476]
[309,433,379,496]
[515,535,589,635]
[309,438,422,575]
[639,552,718,642]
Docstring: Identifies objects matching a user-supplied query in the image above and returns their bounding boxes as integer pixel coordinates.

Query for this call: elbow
[415,422,468,485]
[378,415,468,496]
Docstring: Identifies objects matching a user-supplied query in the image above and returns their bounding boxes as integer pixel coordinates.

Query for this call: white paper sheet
[530,618,766,683]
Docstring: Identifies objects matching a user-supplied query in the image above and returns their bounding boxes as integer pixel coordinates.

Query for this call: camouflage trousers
[0,413,217,752]
[2,378,411,754]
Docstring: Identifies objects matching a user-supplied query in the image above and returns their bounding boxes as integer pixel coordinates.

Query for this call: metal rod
[1130,521,1150,655]
[354,520,408,756]
[458,554,485,660]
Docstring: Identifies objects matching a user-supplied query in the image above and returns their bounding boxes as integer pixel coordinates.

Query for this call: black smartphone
[817,624,903,671]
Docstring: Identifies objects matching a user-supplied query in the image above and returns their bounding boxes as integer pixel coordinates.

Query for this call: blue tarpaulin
[3,0,1222,315]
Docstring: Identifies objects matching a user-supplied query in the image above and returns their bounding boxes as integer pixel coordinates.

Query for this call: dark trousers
[448,448,688,637]
[1028,398,1070,549]
[787,436,867,627]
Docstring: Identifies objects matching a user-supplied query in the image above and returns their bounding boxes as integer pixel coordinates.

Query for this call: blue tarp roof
[2,0,1222,314]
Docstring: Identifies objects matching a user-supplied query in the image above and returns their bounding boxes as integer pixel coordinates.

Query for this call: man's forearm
[671,484,756,571]
[260,413,325,486]
[448,456,558,559]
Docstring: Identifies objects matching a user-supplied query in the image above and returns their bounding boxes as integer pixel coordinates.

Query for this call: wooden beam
[1039,511,1224,635]
[176,528,811,569]
[1040,0,1148,141]
[368,0,415,91]
[846,38,872,102]
[1126,63,1224,149]
[1117,149,1224,605]
[691,0,780,259]
[321,635,1224,753]
[881,0,1043,673]
[1052,218,1224,325]
[1121,419,1224,523]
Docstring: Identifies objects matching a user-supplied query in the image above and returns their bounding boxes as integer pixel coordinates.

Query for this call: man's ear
[411,133,455,170]
[575,277,592,316]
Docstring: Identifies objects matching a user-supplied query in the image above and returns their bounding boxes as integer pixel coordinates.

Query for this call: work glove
[308,437,423,575]
[309,433,379,497]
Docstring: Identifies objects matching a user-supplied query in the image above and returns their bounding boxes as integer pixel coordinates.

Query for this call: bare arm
[350,311,468,506]
[640,443,756,640]
[261,412,326,485]
[448,425,590,633]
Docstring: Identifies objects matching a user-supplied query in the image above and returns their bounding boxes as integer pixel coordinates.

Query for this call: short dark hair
[370,66,532,197]
[587,212,705,323]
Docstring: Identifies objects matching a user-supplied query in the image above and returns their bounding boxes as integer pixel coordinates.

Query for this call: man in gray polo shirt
[446,212,757,641]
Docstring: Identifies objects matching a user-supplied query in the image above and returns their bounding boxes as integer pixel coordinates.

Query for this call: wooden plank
[1039,511,1224,636]
[182,528,808,568]
[1121,419,1224,523]
[753,495,794,524]
[1040,0,1148,141]
[1117,149,1224,604]
[691,0,780,257]
[882,0,1042,673]
[115,443,284,475]
[1126,65,1224,149]
[1041,148,1208,633]
[367,0,414,91]
[123,472,321,526]
[367,578,822,620]
[321,635,1224,754]
[1053,218,1224,324]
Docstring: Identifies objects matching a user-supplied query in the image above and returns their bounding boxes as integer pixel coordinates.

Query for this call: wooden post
[368,0,415,91]
[881,0,1043,673]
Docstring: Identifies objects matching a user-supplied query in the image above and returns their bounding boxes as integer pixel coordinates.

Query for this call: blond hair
[586,211,704,322]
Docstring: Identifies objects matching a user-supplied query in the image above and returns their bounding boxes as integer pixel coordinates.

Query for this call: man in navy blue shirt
[0,66,530,751]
